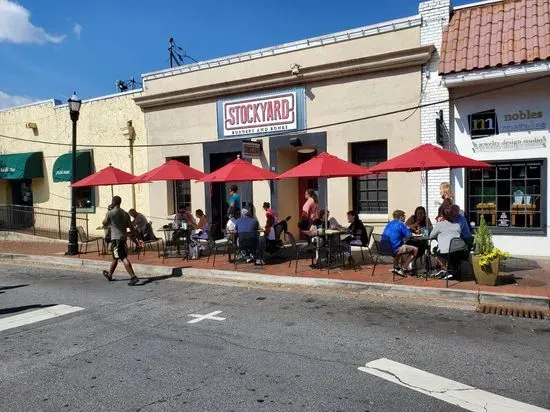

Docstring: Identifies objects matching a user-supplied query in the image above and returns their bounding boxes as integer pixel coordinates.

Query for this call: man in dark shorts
[102,196,139,286]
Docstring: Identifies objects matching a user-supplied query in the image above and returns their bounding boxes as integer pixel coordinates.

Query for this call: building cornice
[141,15,422,82]
[135,45,434,109]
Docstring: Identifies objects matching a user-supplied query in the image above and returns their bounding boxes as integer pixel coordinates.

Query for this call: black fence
[0,204,90,240]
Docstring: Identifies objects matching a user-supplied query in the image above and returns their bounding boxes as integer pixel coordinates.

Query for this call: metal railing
[0,204,89,240]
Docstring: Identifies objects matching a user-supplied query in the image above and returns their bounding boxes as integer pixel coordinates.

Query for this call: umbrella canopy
[276,152,371,179]
[134,160,205,183]
[365,144,491,216]
[72,165,137,187]
[198,157,278,183]
[366,144,492,173]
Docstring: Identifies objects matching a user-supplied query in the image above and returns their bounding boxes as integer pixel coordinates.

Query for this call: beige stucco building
[0,91,150,236]
[136,12,435,238]
[0,0,447,242]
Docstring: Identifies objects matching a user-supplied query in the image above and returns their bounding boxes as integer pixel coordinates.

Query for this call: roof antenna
[168,37,198,68]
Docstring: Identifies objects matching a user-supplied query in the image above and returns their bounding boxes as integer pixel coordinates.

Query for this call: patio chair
[434,237,470,288]
[286,231,316,274]
[355,225,374,262]
[77,226,102,256]
[371,233,398,279]
[233,231,260,269]
[205,223,232,267]
[137,222,164,261]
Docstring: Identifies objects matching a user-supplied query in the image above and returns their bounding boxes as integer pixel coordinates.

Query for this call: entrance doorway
[11,179,33,207]
[208,152,253,231]
[297,151,318,239]
[10,179,34,229]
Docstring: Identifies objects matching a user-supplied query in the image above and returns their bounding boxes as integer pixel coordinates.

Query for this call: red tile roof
[439,0,550,75]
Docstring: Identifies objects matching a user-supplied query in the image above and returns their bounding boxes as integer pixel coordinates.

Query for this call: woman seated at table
[342,211,368,258]
[191,209,209,241]
[405,206,433,233]
[430,209,468,279]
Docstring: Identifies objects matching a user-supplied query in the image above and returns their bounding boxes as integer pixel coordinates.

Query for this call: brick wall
[419,0,451,220]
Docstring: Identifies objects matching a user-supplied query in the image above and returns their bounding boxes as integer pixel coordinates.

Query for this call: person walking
[102,196,139,286]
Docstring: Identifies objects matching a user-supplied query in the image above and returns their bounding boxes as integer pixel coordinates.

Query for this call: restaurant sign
[217,87,306,139]
[242,141,262,159]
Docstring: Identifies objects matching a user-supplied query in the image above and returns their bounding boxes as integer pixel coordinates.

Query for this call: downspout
[123,120,137,209]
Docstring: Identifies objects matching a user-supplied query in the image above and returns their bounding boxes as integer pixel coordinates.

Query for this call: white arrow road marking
[187,310,226,324]
[0,304,84,332]
[358,358,549,412]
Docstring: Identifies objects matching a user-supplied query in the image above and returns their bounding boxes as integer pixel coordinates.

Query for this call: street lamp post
[67,92,82,255]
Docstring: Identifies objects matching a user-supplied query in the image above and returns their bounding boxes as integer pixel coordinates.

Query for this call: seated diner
[405,206,433,233]
[382,209,418,276]
[430,209,468,280]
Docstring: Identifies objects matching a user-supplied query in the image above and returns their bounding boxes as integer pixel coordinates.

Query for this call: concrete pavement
[0,263,548,411]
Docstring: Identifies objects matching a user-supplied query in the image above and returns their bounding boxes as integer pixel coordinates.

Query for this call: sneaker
[255,259,266,266]
[102,270,113,282]
[443,273,453,280]
[246,257,255,263]
[128,277,139,286]
[393,266,407,277]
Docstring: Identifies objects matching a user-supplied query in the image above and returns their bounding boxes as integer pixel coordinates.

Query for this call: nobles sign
[217,87,305,138]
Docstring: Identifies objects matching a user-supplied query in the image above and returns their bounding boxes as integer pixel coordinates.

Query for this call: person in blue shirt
[381,209,418,276]
[228,184,241,219]
[450,205,474,249]
[235,208,259,262]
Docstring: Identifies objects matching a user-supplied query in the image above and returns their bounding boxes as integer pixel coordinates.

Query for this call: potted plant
[472,215,509,286]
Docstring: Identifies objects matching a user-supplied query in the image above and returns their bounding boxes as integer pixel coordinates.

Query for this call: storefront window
[467,160,545,232]
[352,140,388,214]
[170,156,191,213]
[75,187,94,211]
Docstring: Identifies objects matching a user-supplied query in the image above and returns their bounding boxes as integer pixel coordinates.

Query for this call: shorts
[111,239,128,260]
[396,244,417,256]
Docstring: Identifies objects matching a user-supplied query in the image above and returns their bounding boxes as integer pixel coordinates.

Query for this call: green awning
[52,151,92,182]
[0,152,44,180]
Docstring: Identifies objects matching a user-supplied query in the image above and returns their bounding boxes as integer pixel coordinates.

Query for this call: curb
[1,253,549,310]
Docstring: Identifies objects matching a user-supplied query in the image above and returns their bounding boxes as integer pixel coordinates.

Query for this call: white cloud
[0,90,39,110]
[0,0,65,44]
[73,22,82,40]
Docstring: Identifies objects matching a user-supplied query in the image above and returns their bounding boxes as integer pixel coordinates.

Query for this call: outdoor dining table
[157,227,192,259]
[302,229,348,269]
[407,233,436,278]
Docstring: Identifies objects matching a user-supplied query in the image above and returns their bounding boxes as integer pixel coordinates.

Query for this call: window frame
[168,156,192,214]
[465,158,547,236]
[351,140,388,215]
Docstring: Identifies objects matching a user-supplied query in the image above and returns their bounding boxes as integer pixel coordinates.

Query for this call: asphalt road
[0,263,548,412]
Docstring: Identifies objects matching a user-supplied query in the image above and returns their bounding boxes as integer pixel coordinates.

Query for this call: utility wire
[1,73,549,149]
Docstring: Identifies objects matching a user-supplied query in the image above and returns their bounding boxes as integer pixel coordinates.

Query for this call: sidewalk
[0,240,549,309]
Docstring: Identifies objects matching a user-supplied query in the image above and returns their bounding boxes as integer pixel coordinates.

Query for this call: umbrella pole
[111,185,114,199]
[325,177,329,229]
[424,169,429,217]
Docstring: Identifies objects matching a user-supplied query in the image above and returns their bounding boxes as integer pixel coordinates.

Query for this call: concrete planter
[472,255,500,286]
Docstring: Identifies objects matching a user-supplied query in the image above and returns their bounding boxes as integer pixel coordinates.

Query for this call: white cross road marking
[0,304,84,332]
[187,310,226,324]
[359,358,549,412]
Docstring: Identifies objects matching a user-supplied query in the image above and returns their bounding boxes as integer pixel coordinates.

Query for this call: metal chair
[137,223,164,261]
[76,226,102,256]
[233,231,259,269]
[349,225,374,263]
[371,233,398,278]
[286,231,316,274]
[434,237,470,288]
[205,223,232,267]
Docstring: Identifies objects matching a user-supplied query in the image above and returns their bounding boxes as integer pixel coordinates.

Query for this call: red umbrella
[365,143,492,212]
[276,152,371,179]
[277,152,372,227]
[198,157,278,183]
[72,165,137,197]
[134,160,204,183]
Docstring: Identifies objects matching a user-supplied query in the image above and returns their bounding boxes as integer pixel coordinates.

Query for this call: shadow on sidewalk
[135,267,187,286]
[0,284,29,291]
[0,304,56,316]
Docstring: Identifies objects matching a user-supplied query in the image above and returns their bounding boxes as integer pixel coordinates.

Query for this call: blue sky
[0,0,473,108]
